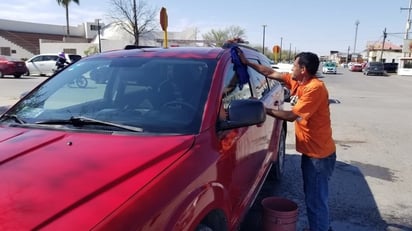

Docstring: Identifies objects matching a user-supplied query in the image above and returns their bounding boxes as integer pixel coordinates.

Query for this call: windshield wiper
[35,116,143,132]
[1,114,26,124]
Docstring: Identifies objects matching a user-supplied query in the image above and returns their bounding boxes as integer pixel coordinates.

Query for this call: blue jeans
[301,152,336,231]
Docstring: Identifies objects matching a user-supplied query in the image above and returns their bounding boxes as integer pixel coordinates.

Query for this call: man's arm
[236,48,284,82]
[266,108,299,122]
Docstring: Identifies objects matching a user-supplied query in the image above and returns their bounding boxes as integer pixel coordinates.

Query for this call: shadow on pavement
[239,153,411,231]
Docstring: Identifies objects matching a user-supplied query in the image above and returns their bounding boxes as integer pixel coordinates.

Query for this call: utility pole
[401,0,412,56]
[97,19,102,53]
[347,46,350,63]
[288,43,292,62]
[280,37,283,61]
[262,25,267,55]
[401,0,412,39]
[353,20,360,55]
[380,28,387,62]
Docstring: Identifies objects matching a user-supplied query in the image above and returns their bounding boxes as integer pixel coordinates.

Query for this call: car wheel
[24,71,30,76]
[14,74,22,78]
[269,125,286,181]
[75,76,88,88]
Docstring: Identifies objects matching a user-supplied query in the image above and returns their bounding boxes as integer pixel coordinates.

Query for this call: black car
[383,62,398,73]
[363,62,385,76]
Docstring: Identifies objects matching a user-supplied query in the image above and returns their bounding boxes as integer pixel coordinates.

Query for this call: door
[29,55,58,75]
[218,59,276,217]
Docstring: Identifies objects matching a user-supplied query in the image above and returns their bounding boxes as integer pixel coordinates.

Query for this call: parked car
[383,62,398,73]
[363,62,385,76]
[322,62,337,74]
[25,53,82,76]
[271,62,293,73]
[0,55,28,78]
[349,63,363,72]
[0,45,287,230]
[271,63,292,102]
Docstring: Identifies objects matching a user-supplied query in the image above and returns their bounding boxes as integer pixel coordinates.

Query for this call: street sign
[272,45,281,54]
[160,7,168,31]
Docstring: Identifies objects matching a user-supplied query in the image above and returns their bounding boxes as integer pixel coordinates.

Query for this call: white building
[0,18,199,61]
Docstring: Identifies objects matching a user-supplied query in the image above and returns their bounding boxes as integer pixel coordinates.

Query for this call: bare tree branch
[108,0,159,45]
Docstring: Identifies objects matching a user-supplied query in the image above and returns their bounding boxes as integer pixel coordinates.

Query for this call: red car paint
[0,55,28,78]
[0,46,286,230]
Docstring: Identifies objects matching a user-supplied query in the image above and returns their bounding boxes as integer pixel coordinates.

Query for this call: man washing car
[238,48,336,231]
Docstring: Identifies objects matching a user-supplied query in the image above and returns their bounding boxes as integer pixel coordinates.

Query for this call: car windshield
[323,62,336,67]
[1,56,215,134]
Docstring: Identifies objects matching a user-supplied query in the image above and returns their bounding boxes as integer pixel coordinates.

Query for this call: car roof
[92,47,226,60]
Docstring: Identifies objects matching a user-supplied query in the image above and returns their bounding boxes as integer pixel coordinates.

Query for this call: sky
[0,0,411,55]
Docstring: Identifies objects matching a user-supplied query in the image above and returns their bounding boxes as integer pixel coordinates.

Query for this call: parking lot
[242,68,412,231]
[1,69,412,231]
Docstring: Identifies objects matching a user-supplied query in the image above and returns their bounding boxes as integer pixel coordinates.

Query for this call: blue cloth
[230,46,250,90]
[301,152,336,231]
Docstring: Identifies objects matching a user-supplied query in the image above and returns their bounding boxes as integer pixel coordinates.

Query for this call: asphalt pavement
[242,69,412,231]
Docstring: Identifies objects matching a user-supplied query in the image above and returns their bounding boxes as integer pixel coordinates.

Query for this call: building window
[63,49,77,55]
[0,47,11,56]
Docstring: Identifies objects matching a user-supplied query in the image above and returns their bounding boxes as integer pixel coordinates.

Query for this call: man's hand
[236,48,248,65]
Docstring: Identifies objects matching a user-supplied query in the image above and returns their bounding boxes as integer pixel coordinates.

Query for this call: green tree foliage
[202,26,246,47]
[84,45,98,56]
[56,0,80,36]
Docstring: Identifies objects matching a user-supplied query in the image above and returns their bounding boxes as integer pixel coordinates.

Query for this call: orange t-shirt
[283,73,336,158]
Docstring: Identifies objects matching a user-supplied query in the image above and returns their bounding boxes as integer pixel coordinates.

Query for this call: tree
[202,26,246,47]
[56,0,80,36]
[108,0,158,45]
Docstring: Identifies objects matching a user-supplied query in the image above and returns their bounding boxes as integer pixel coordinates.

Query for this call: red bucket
[261,197,298,231]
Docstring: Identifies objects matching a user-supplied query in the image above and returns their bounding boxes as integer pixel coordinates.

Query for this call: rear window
[370,62,383,67]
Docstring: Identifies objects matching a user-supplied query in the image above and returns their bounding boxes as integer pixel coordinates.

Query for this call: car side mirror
[218,99,266,130]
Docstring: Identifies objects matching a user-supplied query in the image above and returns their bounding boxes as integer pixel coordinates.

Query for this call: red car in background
[349,62,363,72]
[0,44,286,230]
[0,55,28,78]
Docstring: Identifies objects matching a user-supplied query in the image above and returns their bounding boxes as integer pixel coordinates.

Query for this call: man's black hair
[295,52,320,76]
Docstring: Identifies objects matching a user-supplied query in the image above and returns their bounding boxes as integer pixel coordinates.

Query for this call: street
[1,69,412,231]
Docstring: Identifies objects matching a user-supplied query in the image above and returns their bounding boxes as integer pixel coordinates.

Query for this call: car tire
[0,71,3,78]
[269,125,286,181]
[14,74,22,78]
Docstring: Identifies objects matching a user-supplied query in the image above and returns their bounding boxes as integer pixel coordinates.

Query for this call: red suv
[0,45,286,230]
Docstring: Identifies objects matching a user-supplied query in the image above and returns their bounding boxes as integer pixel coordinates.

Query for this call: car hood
[0,127,194,230]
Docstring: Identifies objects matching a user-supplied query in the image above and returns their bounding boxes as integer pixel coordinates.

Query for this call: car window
[248,59,270,99]
[69,55,82,62]
[31,56,43,62]
[324,63,336,67]
[10,57,214,134]
[221,62,252,111]
[35,55,58,62]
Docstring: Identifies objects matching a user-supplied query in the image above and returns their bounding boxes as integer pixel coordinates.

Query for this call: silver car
[322,62,337,74]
